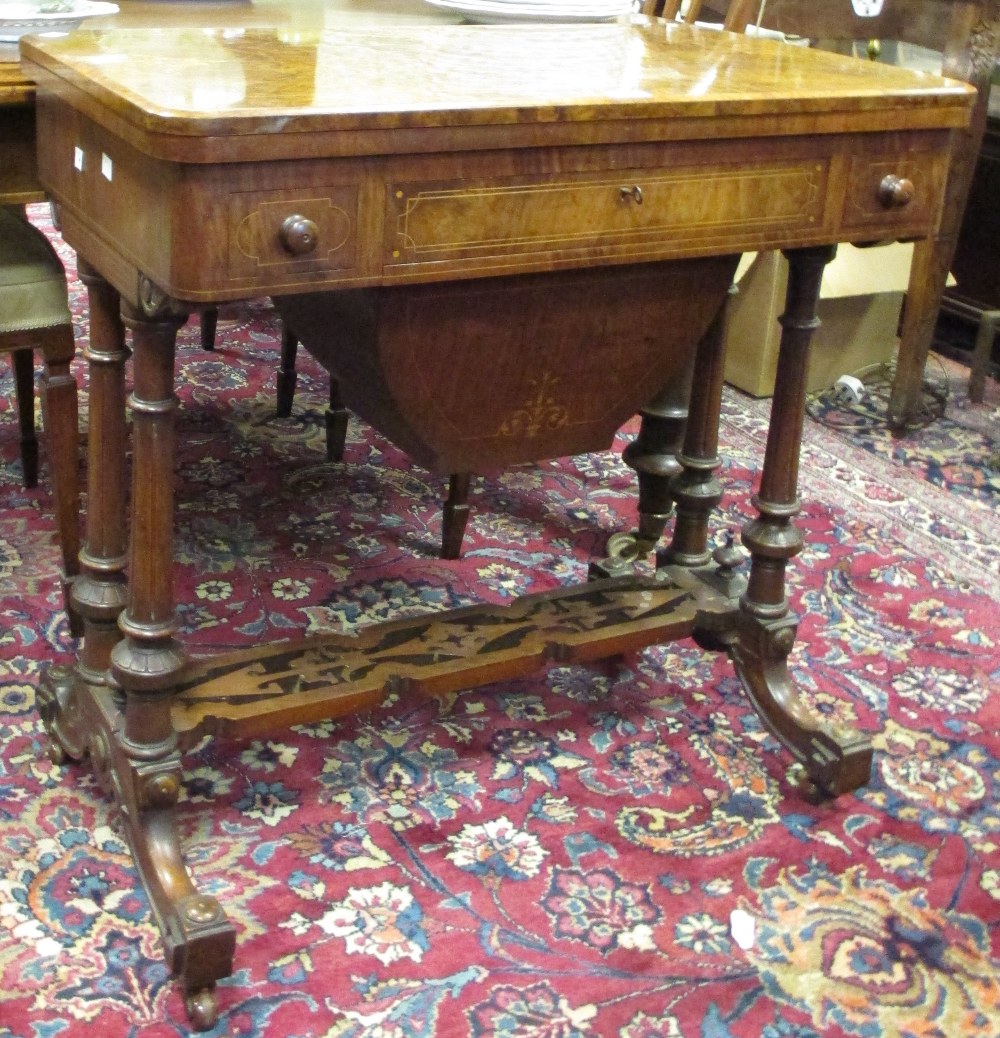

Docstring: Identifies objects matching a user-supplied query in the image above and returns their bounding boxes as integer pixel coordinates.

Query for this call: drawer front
[841,151,948,236]
[385,159,829,270]
[228,187,362,281]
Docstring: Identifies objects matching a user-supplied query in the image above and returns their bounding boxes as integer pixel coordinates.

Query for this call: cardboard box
[723,243,913,397]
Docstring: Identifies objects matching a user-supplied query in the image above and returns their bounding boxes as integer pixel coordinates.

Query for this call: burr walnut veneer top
[20,15,974,161]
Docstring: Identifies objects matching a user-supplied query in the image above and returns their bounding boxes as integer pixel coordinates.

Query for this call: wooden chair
[639,0,756,28]
[1,206,80,605]
[198,311,471,552]
[272,325,480,555]
[678,0,999,428]
[197,309,347,455]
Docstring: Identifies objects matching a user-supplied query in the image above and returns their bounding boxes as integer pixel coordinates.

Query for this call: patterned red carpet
[2,214,999,1036]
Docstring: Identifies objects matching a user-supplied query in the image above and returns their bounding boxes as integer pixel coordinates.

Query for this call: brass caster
[797,775,832,806]
[589,530,653,580]
[46,739,68,766]
[185,986,220,1031]
[606,531,660,564]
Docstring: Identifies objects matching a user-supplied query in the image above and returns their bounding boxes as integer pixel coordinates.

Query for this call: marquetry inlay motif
[497,372,569,439]
[171,568,734,742]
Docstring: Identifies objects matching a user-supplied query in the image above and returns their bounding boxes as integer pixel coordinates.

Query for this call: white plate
[0,1,118,42]
[452,0,627,7]
[424,0,633,24]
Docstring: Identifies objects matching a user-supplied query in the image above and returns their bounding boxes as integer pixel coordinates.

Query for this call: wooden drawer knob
[878,174,914,209]
[279,214,319,255]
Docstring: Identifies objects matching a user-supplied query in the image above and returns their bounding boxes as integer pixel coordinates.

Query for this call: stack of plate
[0,1,118,43]
[424,0,635,25]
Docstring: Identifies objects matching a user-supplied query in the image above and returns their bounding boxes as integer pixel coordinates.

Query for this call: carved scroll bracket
[136,273,189,321]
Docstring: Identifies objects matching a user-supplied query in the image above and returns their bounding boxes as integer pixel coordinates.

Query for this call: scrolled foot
[49,688,240,1011]
[36,664,89,762]
[729,613,873,798]
[185,986,220,1031]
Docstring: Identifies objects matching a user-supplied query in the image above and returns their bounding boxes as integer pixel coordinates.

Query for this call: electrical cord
[805,354,952,433]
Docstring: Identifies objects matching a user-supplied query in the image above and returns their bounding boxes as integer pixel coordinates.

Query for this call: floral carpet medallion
[744,862,999,1038]
[1,212,998,1036]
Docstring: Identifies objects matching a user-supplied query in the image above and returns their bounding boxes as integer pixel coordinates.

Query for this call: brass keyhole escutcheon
[878,174,914,209]
[279,214,319,255]
[619,184,643,205]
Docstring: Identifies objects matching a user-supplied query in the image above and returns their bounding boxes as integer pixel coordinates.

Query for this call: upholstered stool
[1,206,81,595]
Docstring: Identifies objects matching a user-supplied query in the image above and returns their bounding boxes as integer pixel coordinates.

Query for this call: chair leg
[968,310,999,403]
[277,325,349,461]
[37,324,82,635]
[325,377,350,462]
[276,324,298,417]
[11,348,39,488]
[887,236,951,431]
[200,308,217,351]
[441,473,471,560]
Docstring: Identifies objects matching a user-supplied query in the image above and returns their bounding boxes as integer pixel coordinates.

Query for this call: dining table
[11,0,974,1028]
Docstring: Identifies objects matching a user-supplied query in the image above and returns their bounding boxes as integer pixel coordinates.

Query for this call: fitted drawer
[228,186,363,281]
[840,150,949,235]
[385,158,831,271]
[38,97,952,302]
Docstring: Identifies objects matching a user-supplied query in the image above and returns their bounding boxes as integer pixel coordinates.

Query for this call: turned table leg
[619,355,696,556]
[38,274,236,1029]
[39,261,129,758]
[728,245,873,799]
[106,301,236,1029]
[589,363,695,580]
[36,322,81,625]
[600,256,739,569]
[661,283,736,570]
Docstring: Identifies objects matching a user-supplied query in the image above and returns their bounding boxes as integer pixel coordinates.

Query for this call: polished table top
[0,0,467,95]
[18,5,972,132]
[0,3,460,197]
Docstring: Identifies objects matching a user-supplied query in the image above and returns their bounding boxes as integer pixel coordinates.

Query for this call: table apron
[35,98,953,306]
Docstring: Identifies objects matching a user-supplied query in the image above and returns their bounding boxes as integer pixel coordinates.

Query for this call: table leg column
[592,343,696,579]
[660,284,735,569]
[106,302,235,1029]
[730,245,873,799]
[37,323,81,627]
[590,365,693,580]
[39,260,128,759]
[619,359,695,555]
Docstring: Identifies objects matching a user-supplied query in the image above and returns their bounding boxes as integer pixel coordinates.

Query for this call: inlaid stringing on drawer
[229,188,361,279]
[840,150,948,234]
[387,161,828,264]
